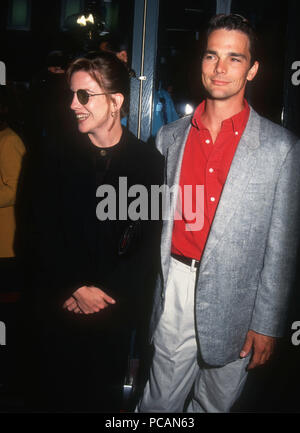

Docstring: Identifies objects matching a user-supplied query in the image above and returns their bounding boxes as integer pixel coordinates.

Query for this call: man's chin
[207,92,232,101]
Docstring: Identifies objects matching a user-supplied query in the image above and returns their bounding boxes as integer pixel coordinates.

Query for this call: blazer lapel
[161,117,191,284]
[166,117,191,189]
[200,108,261,271]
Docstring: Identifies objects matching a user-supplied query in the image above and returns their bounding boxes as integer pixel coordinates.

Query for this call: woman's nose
[70,92,80,110]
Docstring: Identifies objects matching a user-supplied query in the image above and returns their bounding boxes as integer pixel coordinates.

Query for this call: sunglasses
[73,89,115,105]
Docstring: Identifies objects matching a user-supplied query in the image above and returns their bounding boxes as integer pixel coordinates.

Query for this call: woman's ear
[111,93,124,112]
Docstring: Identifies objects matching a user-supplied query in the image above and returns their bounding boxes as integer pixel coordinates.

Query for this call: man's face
[201,29,258,101]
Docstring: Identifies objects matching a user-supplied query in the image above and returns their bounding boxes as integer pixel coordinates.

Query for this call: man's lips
[211,79,230,86]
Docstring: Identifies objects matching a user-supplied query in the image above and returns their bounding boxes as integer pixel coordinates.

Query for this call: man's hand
[240,330,276,370]
[63,285,116,314]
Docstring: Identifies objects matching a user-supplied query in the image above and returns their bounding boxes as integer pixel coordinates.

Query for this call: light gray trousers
[136,257,249,413]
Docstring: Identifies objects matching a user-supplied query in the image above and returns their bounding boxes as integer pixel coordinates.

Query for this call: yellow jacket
[0,127,26,257]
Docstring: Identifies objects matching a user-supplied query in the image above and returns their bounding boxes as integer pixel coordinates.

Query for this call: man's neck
[201,97,245,143]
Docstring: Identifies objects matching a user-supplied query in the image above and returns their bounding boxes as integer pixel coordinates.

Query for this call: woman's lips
[76,113,90,122]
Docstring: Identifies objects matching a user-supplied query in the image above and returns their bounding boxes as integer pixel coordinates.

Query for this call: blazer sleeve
[250,139,300,337]
[155,124,168,157]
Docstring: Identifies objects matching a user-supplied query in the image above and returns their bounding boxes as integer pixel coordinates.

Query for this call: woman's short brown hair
[66,51,130,117]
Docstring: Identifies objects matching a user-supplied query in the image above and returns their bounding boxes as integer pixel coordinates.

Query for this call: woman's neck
[88,122,123,148]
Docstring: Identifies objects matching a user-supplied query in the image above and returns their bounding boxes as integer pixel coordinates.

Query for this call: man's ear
[247,61,259,82]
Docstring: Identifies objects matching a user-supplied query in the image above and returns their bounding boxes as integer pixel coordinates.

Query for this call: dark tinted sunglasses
[74,89,115,105]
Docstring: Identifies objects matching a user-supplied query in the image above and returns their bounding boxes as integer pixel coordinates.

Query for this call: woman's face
[70,70,113,135]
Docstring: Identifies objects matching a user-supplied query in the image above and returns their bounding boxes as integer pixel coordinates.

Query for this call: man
[136,14,300,413]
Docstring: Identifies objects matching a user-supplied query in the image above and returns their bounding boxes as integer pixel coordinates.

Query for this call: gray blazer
[150,106,300,366]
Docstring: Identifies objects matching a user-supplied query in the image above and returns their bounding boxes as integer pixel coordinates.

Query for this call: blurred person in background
[29,50,74,149]
[98,33,179,136]
[0,86,25,290]
[0,86,26,408]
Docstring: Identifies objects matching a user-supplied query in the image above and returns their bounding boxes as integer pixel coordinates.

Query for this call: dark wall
[0,0,134,142]
[231,0,300,135]
[1,0,65,81]
[0,0,133,82]
[283,0,300,137]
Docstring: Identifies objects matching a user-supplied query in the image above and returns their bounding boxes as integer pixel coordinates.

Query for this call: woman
[21,52,164,412]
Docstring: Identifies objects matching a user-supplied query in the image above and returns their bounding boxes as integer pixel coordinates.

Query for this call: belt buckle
[190,259,197,271]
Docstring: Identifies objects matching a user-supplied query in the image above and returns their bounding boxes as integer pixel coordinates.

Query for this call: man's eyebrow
[203,50,217,55]
[228,52,247,59]
[203,50,247,60]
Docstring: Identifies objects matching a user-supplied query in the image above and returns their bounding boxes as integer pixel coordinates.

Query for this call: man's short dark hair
[206,14,258,66]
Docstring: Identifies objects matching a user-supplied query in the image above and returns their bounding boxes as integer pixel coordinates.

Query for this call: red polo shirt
[171,99,250,261]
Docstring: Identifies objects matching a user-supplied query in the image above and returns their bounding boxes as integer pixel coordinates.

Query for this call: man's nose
[214,58,226,74]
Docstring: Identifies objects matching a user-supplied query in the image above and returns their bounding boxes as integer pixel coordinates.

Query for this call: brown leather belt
[171,253,200,269]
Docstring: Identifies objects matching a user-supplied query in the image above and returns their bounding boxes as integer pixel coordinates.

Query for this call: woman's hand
[63,286,116,314]
[63,296,81,312]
